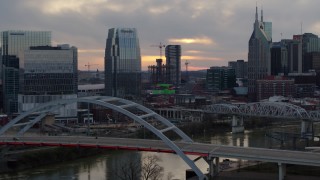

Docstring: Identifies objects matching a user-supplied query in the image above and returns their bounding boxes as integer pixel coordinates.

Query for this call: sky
[0,0,320,71]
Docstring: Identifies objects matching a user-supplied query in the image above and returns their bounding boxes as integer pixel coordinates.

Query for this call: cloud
[184,50,203,54]
[1,0,320,71]
[148,6,171,15]
[168,37,215,45]
[310,22,320,35]
[78,49,105,53]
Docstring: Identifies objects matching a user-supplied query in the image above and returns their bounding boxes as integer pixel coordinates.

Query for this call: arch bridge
[0,96,208,180]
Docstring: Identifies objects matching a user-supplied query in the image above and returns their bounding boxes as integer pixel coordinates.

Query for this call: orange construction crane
[85,62,99,72]
[150,42,166,59]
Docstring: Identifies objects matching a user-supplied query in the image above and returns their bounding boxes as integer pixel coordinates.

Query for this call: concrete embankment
[0,146,105,173]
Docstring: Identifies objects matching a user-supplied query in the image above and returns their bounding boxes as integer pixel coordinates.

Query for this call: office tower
[301,33,319,72]
[1,31,51,114]
[228,60,248,78]
[0,48,2,111]
[105,28,141,97]
[206,66,236,93]
[165,45,181,86]
[18,45,78,123]
[282,38,302,73]
[270,42,288,76]
[247,7,272,101]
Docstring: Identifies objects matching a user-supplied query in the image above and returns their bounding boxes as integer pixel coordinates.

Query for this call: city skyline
[0,0,319,71]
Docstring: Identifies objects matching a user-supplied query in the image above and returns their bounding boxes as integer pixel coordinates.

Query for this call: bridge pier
[278,162,286,180]
[301,120,313,139]
[206,156,220,179]
[232,115,244,134]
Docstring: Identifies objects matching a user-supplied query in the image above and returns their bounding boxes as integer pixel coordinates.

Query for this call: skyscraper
[301,33,319,72]
[270,42,288,76]
[104,28,141,97]
[18,44,78,122]
[1,30,51,113]
[247,7,272,101]
[165,45,181,86]
[281,38,302,74]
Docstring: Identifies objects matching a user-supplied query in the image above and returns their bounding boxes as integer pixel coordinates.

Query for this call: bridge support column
[301,120,313,139]
[232,115,244,134]
[206,156,220,179]
[278,162,286,180]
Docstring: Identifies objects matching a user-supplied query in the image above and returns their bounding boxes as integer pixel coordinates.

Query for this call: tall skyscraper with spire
[248,7,272,101]
[104,28,141,97]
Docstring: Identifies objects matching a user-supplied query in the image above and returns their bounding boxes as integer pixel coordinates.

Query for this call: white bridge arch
[0,96,207,180]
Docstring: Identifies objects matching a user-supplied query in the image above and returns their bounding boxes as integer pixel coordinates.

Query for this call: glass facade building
[165,45,181,86]
[206,66,236,93]
[1,30,51,113]
[18,45,78,120]
[104,28,141,97]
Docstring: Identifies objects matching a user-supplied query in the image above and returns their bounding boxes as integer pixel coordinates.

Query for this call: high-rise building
[281,39,302,74]
[270,42,288,76]
[148,58,167,85]
[165,45,181,86]
[301,33,319,72]
[247,7,272,101]
[104,28,141,97]
[1,30,51,113]
[228,59,248,78]
[18,45,78,123]
[206,66,236,93]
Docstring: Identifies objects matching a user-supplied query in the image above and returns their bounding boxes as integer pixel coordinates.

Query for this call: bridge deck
[1,136,320,167]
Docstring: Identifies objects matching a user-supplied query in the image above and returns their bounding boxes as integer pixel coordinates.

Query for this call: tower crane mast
[85,62,99,72]
[150,42,166,59]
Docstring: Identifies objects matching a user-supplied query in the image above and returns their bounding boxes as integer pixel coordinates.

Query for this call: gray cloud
[0,0,319,70]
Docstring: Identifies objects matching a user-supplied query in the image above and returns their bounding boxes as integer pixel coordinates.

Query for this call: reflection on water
[1,124,319,180]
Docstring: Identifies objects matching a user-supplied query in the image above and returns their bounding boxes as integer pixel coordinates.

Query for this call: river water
[0,124,318,180]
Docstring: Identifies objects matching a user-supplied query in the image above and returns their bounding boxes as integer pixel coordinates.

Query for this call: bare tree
[114,156,141,180]
[141,155,164,180]
[113,154,164,180]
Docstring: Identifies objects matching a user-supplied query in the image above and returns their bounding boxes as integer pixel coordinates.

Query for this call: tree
[113,154,164,180]
[141,155,164,180]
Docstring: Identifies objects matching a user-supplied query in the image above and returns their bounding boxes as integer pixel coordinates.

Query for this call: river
[0,124,318,180]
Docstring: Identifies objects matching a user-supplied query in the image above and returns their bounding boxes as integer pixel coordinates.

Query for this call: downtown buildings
[0,31,51,113]
[165,45,181,86]
[0,31,78,121]
[148,45,182,87]
[247,7,272,101]
[18,44,78,122]
[104,28,141,98]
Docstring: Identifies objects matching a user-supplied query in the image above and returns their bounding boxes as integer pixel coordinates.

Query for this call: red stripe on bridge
[1,141,208,157]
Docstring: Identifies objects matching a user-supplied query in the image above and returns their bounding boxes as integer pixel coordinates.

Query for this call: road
[1,136,320,167]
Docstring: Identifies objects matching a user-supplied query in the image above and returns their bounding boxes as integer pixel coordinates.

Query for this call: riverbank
[214,160,320,179]
[0,147,106,174]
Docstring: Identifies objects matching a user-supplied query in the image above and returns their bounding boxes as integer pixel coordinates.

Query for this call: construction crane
[185,60,189,72]
[185,60,190,82]
[85,62,99,72]
[150,42,166,59]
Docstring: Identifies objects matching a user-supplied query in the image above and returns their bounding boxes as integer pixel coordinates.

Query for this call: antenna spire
[255,3,258,21]
[261,6,263,22]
